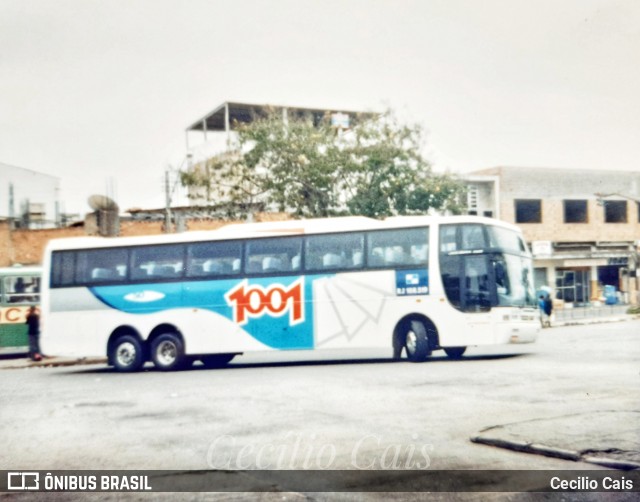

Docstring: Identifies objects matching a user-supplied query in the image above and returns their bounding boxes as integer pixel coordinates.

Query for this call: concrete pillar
[547,266,557,297]
[224,103,230,147]
[590,265,599,301]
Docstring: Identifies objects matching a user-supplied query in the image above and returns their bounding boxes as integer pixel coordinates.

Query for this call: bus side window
[368,228,428,268]
[245,237,302,275]
[5,276,33,303]
[77,249,129,284]
[187,241,242,278]
[305,233,364,272]
[51,251,76,287]
[131,244,184,282]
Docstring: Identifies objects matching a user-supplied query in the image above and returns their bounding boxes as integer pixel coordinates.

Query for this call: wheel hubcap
[116,342,136,367]
[405,330,417,355]
[157,340,177,366]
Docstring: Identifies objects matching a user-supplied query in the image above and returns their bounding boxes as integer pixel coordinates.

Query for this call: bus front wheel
[111,335,144,372]
[151,333,186,371]
[403,320,430,362]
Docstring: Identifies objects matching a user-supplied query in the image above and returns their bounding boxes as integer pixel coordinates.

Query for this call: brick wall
[499,198,640,243]
[0,213,289,266]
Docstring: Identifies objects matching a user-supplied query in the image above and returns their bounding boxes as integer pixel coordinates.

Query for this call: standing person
[538,295,549,328]
[25,306,42,361]
[543,295,554,328]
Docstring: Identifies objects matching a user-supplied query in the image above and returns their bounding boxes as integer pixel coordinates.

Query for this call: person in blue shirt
[538,294,553,328]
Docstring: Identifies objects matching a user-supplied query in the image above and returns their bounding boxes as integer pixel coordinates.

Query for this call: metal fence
[553,304,631,322]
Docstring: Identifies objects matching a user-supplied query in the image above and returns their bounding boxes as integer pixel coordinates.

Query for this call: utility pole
[164,169,173,233]
[8,183,15,229]
[163,154,192,234]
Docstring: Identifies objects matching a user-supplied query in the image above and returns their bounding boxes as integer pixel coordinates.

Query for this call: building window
[467,185,479,214]
[515,199,542,223]
[563,200,588,223]
[604,200,627,223]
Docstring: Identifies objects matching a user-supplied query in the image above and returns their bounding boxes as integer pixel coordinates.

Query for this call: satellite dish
[88,194,119,212]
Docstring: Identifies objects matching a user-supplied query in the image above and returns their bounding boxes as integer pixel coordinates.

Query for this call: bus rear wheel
[201,354,235,369]
[151,333,186,371]
[403,320,430,362]
[444,346,466,359]
[111,335,144,372]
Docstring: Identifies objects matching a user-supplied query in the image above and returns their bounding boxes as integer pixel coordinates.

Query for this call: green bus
[0,266,41,348]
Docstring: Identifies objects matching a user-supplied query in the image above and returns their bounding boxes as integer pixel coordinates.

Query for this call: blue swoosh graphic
[90,275,327,350]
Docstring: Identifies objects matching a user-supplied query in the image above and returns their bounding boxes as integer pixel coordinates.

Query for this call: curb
[550,315,638,328]
[470,435,640,471]
[0,357,107,370]
[554,317,634,328]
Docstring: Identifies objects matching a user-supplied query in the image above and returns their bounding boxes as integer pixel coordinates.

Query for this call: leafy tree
[239,114,344,218]
[180,151,266,218]
[181,109,467,219]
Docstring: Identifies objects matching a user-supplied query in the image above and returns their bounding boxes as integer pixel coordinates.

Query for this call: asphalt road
[1,320,638,499]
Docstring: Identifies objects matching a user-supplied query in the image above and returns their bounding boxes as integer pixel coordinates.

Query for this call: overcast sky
[1,0,639,215]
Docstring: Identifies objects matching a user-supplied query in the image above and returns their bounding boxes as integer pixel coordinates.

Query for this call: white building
[184,102,376,206]
[464,166,640,306]
[0,162,61,228]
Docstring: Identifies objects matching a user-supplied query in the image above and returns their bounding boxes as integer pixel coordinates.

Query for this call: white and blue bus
[41,215,539,371]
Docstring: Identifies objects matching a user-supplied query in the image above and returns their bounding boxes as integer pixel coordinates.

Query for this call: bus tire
[111,335,144,372]
[444,346,466,359]
[151,333,186,371]
[201,354,235,369]
[403,320,430,362]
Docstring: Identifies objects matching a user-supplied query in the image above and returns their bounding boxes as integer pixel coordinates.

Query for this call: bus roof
[44,215,523,251]
[0,265,41,275]
[215,216,383,235]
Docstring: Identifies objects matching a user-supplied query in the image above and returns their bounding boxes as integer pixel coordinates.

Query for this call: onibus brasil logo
[225,278,304,326]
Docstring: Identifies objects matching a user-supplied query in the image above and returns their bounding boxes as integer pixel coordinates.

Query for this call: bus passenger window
[305,233,364,271]
[367,228,428,268]
[132,244,184,281]
[77,248,129,285]
[187,241,242,278]
[245,237,302,275]
[4,276,40,303]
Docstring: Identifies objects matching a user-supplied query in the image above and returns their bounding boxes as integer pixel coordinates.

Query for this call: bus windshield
[439,224,536,312]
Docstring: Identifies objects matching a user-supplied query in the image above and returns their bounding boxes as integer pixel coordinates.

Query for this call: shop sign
[531,241,553,257]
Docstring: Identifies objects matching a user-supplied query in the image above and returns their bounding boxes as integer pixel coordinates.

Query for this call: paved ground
[0,314,638,500]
